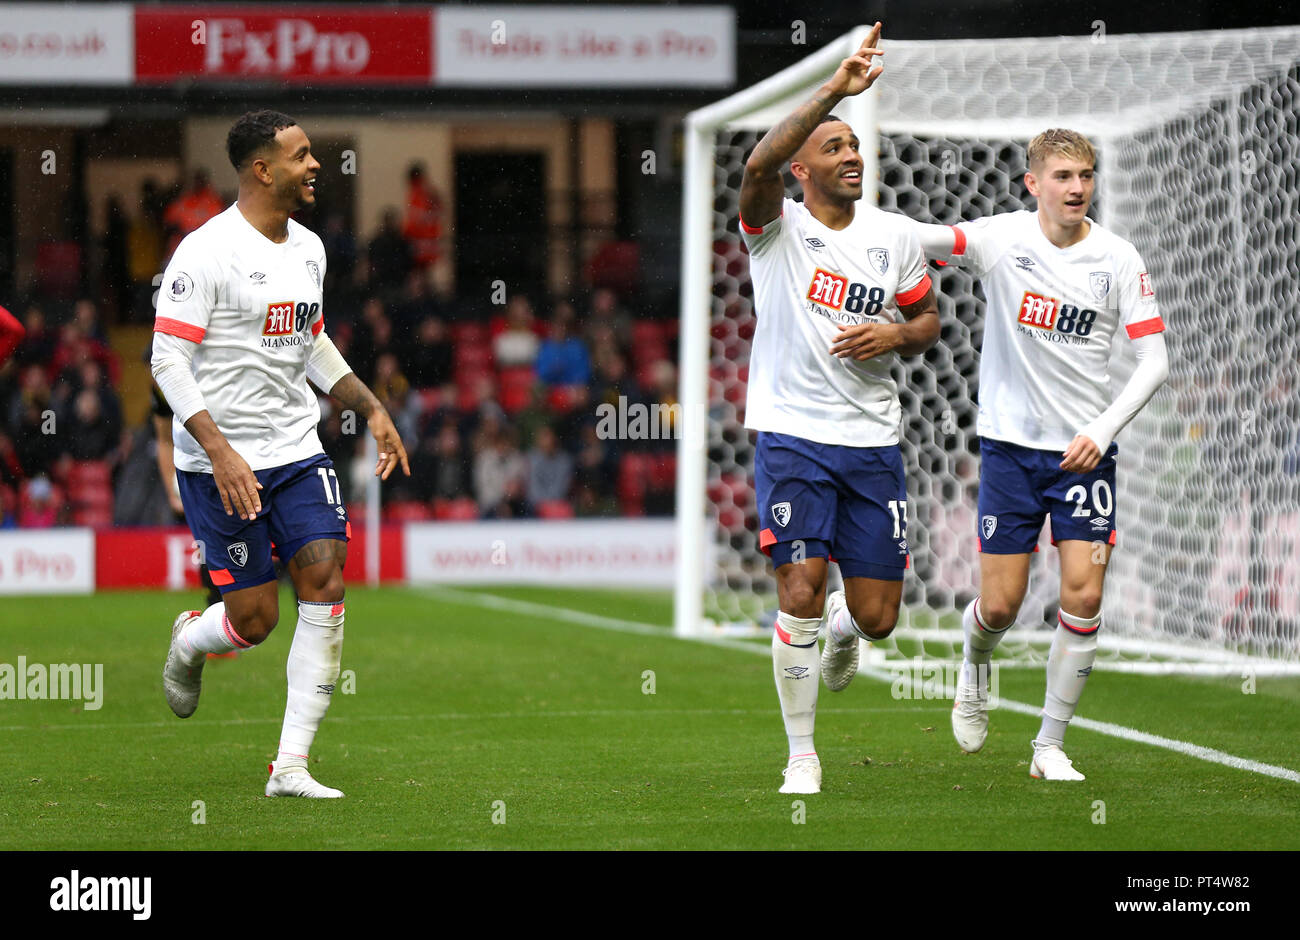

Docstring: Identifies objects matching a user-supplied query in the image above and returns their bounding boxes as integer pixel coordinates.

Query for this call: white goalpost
[675,25,1300,676]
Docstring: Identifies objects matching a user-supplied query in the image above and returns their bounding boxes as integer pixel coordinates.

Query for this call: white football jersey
[741,197,931,447]
[941,210,1164,450]
[154,204,329,472]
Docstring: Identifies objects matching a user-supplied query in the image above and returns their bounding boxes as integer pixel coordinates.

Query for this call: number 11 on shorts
[317,467,341,505]
[888,499,907,538]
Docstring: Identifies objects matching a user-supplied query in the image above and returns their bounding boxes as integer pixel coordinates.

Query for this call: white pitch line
[0,705,938,734]
[423,586,1300,786]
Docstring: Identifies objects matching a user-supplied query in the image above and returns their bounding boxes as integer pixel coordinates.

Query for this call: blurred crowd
[0,164,676,528]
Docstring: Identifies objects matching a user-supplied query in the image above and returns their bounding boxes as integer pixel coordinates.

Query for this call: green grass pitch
[2,585,1298,850]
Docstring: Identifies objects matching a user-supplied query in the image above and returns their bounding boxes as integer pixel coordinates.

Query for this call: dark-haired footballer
[152,110,409,798]
[738,23,940,794]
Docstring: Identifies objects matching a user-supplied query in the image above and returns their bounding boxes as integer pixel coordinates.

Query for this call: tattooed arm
[738,21,885,228]
[328,372,410,481]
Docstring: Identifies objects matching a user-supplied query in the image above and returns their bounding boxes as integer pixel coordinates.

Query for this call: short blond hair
[1027,129,1096,172]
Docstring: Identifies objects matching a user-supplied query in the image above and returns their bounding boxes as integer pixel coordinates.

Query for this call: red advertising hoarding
[134,5,433,84]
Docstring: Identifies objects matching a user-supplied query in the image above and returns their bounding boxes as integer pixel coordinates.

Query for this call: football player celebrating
[152,111,409,798]
[739,23,940,794]
[907,129,1169,779]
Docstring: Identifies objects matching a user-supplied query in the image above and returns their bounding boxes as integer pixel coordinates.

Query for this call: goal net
[675,26,1300,675]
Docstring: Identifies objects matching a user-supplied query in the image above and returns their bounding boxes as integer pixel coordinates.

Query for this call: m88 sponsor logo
[1018,291,1098,337]
[806,267,886,316]
[263,301,319,336]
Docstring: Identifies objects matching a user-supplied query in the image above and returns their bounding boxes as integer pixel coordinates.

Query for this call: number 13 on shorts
[888,499,907,538]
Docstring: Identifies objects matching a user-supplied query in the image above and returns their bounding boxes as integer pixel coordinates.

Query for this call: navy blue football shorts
[977,437,1118,554]
[754,431,909,582]
[177,453,350,592]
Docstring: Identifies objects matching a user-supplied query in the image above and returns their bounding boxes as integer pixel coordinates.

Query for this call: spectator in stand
[127,179,165,322]
[12,369,57,478]
[526,424,573,513]
[402,316,453,390]
[368,208,413,297]
[372,352,420,450]
[573,420,620,517]
[536,302,592,388]
[392,268,442,330]
[645,358,680,450]
[493,295,541,368]
[19,476,60,528]
[321,211,358,307]
[583,287,633,350]
[12,305,54,373]
[73,298,110,346]
[474,425,528,519]
[402,163,444,272]
[50,319,121,388]
[65,387,120,461]
[103,195,130,321]
[351,299,394,385]
[427,420,472,503]
[163,169,225,258]
[588,349,642,415]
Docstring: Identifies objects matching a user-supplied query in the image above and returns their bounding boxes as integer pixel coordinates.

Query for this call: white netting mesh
[694,27,1300,672]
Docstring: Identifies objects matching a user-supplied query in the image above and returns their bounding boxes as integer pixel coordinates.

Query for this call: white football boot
[265,761,344,798]
[951,669,990,753]
[779,755,822,794]
[820,590,859,692]
[163,610,204,718]
[1029,743,1085,781]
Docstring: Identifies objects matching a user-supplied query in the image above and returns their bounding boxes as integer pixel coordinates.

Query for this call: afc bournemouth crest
[1089,271,1112,301]
[227,541,249,568]
[981,515,998,540]
[868,248,890,276]
[305,260,321,288]
[772,501,792,528]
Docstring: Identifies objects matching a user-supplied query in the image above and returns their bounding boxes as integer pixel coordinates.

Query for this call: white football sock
[276,600,345,772]
[772,611,822,761]
[177,602,254,665]
[960,596,1009,690]
[1036,609,1100,748]
[827,604,864,647]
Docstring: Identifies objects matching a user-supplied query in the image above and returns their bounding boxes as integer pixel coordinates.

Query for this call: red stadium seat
[72,506,114,528]
[67,460,111,488]
[536,500,575,519]
[383,500,434,522]
[498,367,536,414]
[433,498,479,521]
[451,322,489,346]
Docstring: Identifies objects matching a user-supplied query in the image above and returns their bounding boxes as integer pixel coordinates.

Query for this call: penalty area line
[423,586,1300,786]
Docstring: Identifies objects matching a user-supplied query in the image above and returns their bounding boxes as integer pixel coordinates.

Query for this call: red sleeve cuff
[897,273,933,307]
[311,316,324,336]
[1126,316,1165,339]
[154,317,206,343]
[740,210,780,235]
[949,225,967,257]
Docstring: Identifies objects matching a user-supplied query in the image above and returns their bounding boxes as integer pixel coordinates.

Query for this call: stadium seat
[72,506,114,528]
[617,452,656,516]
[67,460,111,488]
[586,240,641,294]
[536,500,575,519]
[433,498,479,520]
[498,366,536,414]
[383,500,434,522]
[450,322,489,347]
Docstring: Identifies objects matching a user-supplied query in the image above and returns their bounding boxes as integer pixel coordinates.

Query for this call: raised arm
[738,22,884,229]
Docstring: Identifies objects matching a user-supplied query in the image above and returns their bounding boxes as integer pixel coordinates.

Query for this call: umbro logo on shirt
[249,271,266,280]
[804,237,825,250]
[1015,256,1036,272]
